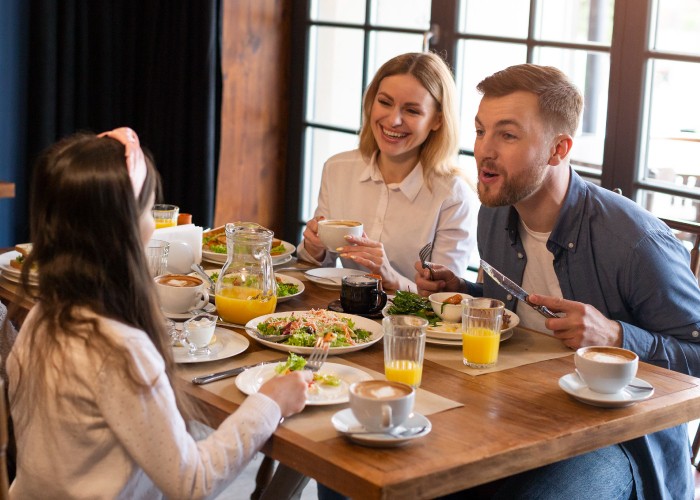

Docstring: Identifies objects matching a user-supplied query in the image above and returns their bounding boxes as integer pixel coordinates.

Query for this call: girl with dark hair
[6,129,310,498]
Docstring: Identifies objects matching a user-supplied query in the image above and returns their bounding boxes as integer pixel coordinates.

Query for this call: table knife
[480,259,558,319]
[192,358,286,385]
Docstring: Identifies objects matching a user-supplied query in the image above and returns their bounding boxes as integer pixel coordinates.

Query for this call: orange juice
[462,327,500,367]
[155,219,177,229]
[215,286,277,324]
[385,359,422,387]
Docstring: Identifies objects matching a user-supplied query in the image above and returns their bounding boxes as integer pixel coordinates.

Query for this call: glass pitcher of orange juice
[215,222,277,324]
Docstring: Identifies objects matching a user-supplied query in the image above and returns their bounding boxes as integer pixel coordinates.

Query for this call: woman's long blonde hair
[359,52,461,184]
[13,132,198,423]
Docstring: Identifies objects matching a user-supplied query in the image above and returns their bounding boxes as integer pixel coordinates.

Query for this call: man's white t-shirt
[517,220,563,334]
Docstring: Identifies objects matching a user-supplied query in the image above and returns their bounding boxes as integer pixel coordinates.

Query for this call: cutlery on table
[346,425,427,438]
[304,338,330,373]
[192,358,287,385]
[215,320,290,343]
[191,263,216,291]
[480,259,558,319]
[418,242,434,279]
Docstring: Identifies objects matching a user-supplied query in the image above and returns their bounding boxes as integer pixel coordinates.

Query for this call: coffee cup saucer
[558,372,654,408]
[331,408,431,447]
[162,302,216,321]
[327,299,384,319]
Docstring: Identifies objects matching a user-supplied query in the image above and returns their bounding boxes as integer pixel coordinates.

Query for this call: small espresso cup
[349,380,415,433]
[317,219,363,251]
[340,275,387,314]
[575,346,638,394]
[155,274,209,314]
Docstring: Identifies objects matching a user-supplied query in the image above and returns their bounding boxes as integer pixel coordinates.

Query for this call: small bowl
[428,292,473,323]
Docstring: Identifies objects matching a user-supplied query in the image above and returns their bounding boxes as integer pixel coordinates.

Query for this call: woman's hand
[413,261,462,297]
[301,216,327,262]
[258,370,312,418]
[338,234,402,290]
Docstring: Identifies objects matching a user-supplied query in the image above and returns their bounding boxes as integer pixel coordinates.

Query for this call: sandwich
[9,243,32,270]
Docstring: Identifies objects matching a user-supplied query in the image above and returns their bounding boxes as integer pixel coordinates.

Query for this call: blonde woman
[298,52,478,291]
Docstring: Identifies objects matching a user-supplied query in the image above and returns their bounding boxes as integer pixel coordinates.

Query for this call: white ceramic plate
[331,409,432,447]
[190,270,304,303]
[162,302,216,321]
[558,372,654,408]
[425,328,514,346]
[245,310,383,355]
[303,268,367,290]
[172,327,249,363]
[0,269,39,287]
[425,311,520,341]
[0,251,39,280]
[201,240,295,265]
[235,362,373,405]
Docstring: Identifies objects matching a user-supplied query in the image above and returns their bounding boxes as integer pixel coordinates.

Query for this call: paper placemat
[180,355,463,442]
[425,327,572,376]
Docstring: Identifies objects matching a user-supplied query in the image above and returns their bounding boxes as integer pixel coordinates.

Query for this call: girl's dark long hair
[14,132,195,421]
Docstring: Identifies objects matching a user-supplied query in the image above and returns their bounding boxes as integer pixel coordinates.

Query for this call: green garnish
[386,290,440,326]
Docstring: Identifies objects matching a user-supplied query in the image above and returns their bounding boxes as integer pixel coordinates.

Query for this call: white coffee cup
[317,219,363,251]
[348,380,415,433]
[155,274,209,314]
[575,346,638,394]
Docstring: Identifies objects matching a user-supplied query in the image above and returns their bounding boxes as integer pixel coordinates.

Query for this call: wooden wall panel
[216,0,291,237]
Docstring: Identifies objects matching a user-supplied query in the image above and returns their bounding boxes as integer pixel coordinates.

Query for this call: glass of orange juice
[383,315,427,388]
[461,298,504,368]
[152,204,179,229]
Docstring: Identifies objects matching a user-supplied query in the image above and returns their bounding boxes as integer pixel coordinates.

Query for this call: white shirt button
[692,330,699,338]
[507,294,513,301]
[517,253,524,259]
[568,242,574,249]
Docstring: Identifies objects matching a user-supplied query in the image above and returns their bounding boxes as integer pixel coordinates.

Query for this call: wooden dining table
[2,254,700,499]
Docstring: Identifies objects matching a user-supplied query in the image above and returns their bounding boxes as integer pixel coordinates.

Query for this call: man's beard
[477,158,549,208]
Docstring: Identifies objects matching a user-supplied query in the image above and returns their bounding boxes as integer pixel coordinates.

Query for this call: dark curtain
[22,0,221,236]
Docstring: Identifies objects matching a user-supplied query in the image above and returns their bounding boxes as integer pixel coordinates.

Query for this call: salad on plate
[255,309,373,347]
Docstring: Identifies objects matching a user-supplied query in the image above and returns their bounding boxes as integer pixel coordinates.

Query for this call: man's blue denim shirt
[471,169,700,499]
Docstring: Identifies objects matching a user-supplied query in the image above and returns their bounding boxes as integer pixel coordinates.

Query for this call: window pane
[535,0,614,44]
[639,189,700,223]
[459,0,529,38]
[641,59,700,198]
[310,0,366,24]
[301,128,359,221]
[651,0,700,55]
[307,27,364,130]
[366,31,425,84]
[456,40,527,151]
[371,0,430,29]
[535,47,610,170]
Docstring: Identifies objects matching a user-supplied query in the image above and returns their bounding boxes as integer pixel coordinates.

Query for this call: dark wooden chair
[659,217,700,471]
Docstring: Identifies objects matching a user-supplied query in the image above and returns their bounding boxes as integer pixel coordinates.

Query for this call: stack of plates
[424,311,520,347]
[0,251,39,286]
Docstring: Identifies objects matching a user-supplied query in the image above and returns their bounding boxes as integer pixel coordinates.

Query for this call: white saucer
[303,268,366,290]
[331,409,431,447]
[172,327,249,363]
[558,372,654,408]
[161,302,216,320]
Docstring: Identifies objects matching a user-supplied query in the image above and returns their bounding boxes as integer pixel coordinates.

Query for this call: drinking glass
[152,204,179,229]
[383,315,427,388]
[461,298,504,368]
[146,239,169,277]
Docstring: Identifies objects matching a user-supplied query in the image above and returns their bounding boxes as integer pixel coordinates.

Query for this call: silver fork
[305,337,330,372]
[418,242,434,279]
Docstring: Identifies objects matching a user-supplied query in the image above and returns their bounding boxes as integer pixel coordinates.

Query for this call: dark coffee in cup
[340,275,387,314]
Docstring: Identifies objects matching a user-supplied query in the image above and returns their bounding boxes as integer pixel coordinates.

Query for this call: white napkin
[153,224,203,273]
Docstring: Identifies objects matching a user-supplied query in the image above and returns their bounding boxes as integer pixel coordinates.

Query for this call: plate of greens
[235,353,373,405]
[382,290,441,326]
[245,309,383,355]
